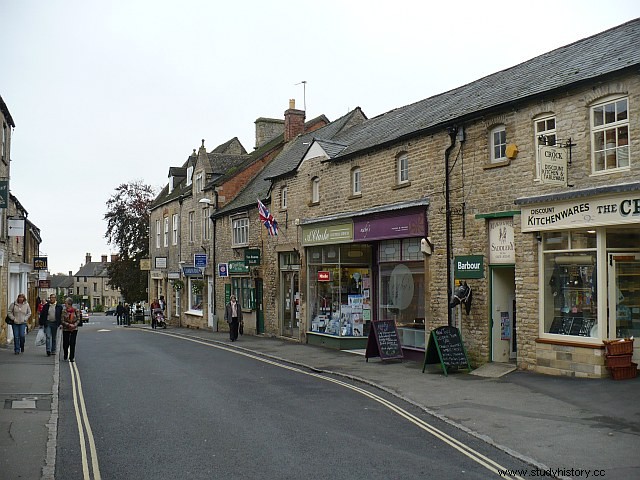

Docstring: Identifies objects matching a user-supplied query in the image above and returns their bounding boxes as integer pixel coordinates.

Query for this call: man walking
[39,294,62,356]
[116,302,124,325]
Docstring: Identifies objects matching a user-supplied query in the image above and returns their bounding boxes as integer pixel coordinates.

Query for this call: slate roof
[323,18,640,161]
[74,262,109,278]
[213,108,367,217]
[50,274,74,289]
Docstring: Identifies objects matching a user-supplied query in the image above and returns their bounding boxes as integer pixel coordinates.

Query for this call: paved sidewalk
[1,325,639,479]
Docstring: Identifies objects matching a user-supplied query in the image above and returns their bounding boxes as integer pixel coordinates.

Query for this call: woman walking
[8,293,32,354]
[61,297,80,362]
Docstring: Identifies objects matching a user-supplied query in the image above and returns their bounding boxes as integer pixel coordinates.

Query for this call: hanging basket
[172,280,184,291]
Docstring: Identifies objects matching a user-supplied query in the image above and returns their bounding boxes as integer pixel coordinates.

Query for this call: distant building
[73,253,122,310]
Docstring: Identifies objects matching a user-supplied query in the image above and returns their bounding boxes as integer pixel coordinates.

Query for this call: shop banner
[302,222,353,246]
[354,210,426,241]
[454,255,484,279]
[521,190,640,232]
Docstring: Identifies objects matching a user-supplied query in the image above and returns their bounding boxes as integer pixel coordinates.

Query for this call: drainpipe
[445,127,458,327]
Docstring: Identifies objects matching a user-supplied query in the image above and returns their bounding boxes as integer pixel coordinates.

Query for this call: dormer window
[186,166,194,186]
[168,176,174,194]
[195,172,204,193]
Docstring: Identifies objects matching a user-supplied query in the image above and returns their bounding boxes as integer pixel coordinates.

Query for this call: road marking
[69,361,102,480]
[147,330,524,480]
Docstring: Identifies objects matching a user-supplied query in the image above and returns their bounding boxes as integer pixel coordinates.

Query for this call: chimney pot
[289,99,295,109]
[284,100,305,142]
[101,255,108,263]
[86,253,92,264]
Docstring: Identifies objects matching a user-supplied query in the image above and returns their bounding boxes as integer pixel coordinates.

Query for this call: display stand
[365,319,403,362]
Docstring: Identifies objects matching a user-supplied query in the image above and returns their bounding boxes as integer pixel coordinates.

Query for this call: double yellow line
[69,361,102,480]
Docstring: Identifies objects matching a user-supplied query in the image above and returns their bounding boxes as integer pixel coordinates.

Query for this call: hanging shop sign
[150,270,163,280]
[182,266,202,276]
[353,210,426,241]
[38,280,51,288]
[0,180,8,208]
[168,271,181,280]
[302,222,353,246]
[33,256,48,270]
[140,258,151,271]
[244,249,261,266]
[454,255,484,279]
[194,253,207,268]
[521,191,640,232]
[488,218,515,264]
[228,260,249,274]
[539,145,567,186]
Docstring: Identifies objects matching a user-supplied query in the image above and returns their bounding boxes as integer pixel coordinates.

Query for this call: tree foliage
[104,181,155,303]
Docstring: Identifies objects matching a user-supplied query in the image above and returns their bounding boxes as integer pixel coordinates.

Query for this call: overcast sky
[3,0,639,274]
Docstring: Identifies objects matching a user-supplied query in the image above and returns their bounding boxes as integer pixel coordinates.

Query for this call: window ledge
[483,159,511,169]
[185,310,203,317]
[348,193,362,200]
[536,337,604,349]
[392,181,411,190]
[308,201,320,207]
[589,166,631,177]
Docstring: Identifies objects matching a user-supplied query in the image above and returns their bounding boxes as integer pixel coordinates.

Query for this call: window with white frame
[201,207,210,241]
[311,177,320,203]
[352,167,361,195]
[232,216,249,246]
[186,166,193,186]
[188,211,195,242]
[397,153,409,184]
[535,116,556,179]
[188,277,203,313]
[163,217,169,247]
[155,219,161,248]
[172,214,178,245]
[195,172,203,192]
[281,186,287,209]
[1,122,7,161]
[490,125,507,163]
[591,97,629,172]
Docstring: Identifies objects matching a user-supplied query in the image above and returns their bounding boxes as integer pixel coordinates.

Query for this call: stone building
[0,94,15,344]
[258,19,640,377]
[73,253,122,310]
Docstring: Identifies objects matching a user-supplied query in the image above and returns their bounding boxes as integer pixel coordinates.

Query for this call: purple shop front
[353,209,426,241]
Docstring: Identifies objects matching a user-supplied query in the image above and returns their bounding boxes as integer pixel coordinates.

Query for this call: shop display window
[308,245,371,337]
[542,231,597,338]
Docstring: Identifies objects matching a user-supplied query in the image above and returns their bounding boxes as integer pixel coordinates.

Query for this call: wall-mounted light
[536,232,542,242]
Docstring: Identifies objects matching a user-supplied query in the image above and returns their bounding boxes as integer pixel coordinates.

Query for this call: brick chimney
[69,271,72,276]
[85,253,92,264]
[111,254,119,262]
[284,99,305,142]
[101,255,108,263]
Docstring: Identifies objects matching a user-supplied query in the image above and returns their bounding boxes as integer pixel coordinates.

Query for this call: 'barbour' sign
[454,255,484,279]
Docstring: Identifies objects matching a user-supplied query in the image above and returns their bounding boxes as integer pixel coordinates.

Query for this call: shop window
[535,115,556,179]
[307,245,372,338]
[188,278,203,313]
[232,277,252,309]
[379,262,425,327]
[542,230,597,338]
[379,240,401,262]
[591,97,629,172]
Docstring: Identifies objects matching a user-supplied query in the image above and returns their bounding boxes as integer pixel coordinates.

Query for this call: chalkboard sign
[365,319,403,362]
[422,326,471,376]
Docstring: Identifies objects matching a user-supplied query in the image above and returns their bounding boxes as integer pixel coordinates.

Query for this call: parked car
[105,307,117,316]
[81,309,90,323]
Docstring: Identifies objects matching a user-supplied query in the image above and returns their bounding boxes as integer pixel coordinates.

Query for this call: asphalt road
[55,315,533,479]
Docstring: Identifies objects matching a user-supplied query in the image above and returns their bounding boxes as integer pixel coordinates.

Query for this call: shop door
[491,267,516,362]
[256,279,264,334]
[608,253,640,363]
[281,271,299,338]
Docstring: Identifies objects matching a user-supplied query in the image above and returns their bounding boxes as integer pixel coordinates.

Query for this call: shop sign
[302,222,353,246]
[150,270,163,279]
[454,255,484,279]
[354,210,425,241]
[39,270,48,280]
[521,191,640,232]
[194,253,207,268]
[317,271,331,282]
[167,271,181,279]
[182,266,202,276]
[0,180,7,208]
[33,256,48,270]
[228,260,249,274]
[218,263,229,277]
[539,145,567,186]
[38,280,50,288]
[488,218,515,264]
[155,256,167,269]
[8,218,25,237]
[140,258,151,271]
[244,249,260,266]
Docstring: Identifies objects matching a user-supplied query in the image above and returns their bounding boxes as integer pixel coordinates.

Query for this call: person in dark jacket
[224,295,243,342]
[116,302,125,325]
[39,294,63,356]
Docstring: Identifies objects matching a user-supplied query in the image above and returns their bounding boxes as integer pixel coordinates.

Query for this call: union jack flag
[257,199,278,236]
